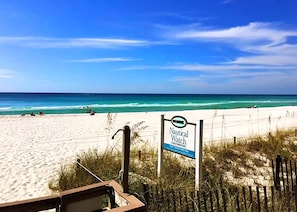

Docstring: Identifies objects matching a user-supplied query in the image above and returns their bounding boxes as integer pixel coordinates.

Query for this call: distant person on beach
[83,106,92,113]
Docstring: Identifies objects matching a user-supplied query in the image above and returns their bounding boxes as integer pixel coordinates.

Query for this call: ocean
[0,93,297,115]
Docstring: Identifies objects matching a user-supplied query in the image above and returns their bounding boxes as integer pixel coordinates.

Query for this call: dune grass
[49,128,297,194]
[49,146,196,193]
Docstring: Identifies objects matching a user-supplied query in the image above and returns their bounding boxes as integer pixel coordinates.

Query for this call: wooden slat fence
[140,155,297,211]
[142,184,297,212]
[272,154,297,195]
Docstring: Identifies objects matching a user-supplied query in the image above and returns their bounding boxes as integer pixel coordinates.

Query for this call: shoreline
[1,106,297,203]
[1,104,297,116]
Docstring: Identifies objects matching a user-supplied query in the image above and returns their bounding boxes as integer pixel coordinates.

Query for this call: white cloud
[163,63,296,71]
[116,65,157,71]
[67,57,135,63]
[0,36,35,43]
[227,55,297,66]
[166,22,297,70]
[151,12,214,23]
[171,71,276,82]
[226,43,297,67]
[0,69,16,78]
[118,62,297,73]
[172,22,297,45]
[118,62,296,93]
[253,43,297,54]
[170,71,297,94]
[0,36,150,48]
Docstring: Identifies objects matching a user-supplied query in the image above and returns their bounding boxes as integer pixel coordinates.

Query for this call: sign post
[157,115,165,177]
[196,120,203,190]
[158,115,203,190]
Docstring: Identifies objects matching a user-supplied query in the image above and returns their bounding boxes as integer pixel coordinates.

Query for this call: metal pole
[157,115,165,177]
[122,125,131,193]
[76,159,103,182]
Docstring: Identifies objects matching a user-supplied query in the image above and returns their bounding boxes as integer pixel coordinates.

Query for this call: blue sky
[0,0,296,94]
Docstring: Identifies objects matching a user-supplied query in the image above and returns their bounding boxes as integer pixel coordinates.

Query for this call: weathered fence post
[185,191,189,212]
[122,126,131,193]
[155,187,159,208]
[161,189,164,207]
[242,187,247,210]
[256,187,261,212]
[197,190,201,211]
[272,159,275,185]
[222,188,227,212]
[166,191,170,211]
[281,156,286,193]
[235,189,240,212]
[285,158,289,190]
[190,192,195,212]
[294,185,297,212]
[142,183,150,205]
[178,190,182,208]
[290,160,294,193]
[275,154,282,190]
[249,186,253,212]
[263,186,268,212]
[295,162,297,192]
[214,190,219,212]
[271,186,275,212]
[172,190,176,212]
[111,126,131,193]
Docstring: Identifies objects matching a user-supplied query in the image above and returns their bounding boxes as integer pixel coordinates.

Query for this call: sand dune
[1,106,297,203]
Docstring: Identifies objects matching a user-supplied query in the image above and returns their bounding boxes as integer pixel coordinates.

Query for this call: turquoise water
[0,93,297,115]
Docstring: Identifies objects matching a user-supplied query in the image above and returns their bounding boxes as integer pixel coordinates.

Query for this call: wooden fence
[272,154,297,194]
[142,184,297,212]
[141,155,297,211]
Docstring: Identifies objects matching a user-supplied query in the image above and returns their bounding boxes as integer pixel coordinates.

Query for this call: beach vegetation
[49,149,122,191]
[49,127,297,210]
[49,128,297,190]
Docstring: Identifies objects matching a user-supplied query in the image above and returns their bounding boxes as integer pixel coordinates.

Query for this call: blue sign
[164,116,196,159]
[164,143,195,159]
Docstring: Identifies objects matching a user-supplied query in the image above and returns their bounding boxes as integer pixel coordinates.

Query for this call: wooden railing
[0,180,146,212]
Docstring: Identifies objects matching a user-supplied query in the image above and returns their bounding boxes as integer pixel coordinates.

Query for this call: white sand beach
[1,106,297,203]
